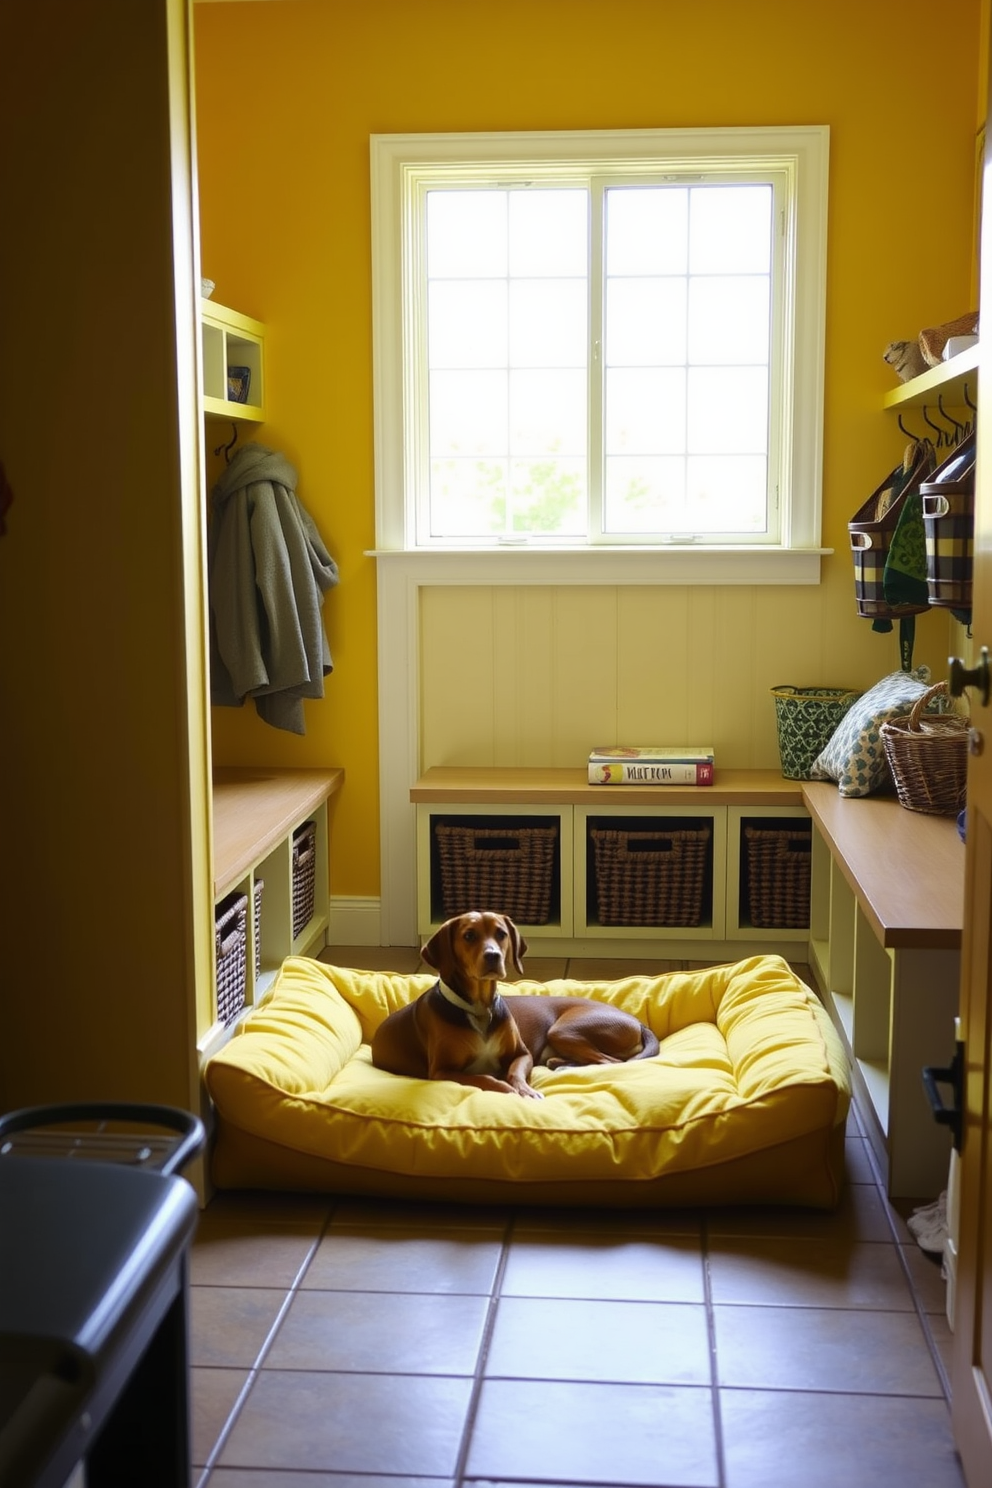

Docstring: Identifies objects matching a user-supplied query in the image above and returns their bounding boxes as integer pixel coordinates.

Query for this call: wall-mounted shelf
[882,343,978,410]
[201,299,265,424]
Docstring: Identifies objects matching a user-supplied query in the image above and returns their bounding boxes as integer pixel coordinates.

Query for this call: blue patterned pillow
[810,668,934,797]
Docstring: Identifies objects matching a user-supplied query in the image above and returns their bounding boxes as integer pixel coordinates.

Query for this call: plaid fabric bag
[920,432,976,619]
[848,440,935,622]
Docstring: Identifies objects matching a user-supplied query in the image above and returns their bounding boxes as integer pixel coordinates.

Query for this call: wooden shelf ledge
[212,766,344,900]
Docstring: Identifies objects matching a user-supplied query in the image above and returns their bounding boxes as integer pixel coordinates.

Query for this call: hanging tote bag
[920,430,976,622]
[848,439,935,624]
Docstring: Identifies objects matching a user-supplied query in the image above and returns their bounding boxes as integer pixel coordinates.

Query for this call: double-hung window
[371,127,828,579]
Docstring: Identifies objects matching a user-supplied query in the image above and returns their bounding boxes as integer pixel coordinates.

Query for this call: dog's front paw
[515,1083,545,1100]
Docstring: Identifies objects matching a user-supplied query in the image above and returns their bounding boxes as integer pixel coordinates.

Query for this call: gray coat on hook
[209,443,339,735]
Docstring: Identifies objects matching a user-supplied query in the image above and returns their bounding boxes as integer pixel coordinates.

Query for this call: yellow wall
[0,0,211,1110]
[193,0,983,893]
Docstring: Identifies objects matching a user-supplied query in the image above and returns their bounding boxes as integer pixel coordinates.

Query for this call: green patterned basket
[771,685,861,780]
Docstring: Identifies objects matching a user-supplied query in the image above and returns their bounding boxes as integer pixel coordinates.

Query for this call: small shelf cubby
[576,807,721,940]
[201,299,265,424]
[417,805,573,936]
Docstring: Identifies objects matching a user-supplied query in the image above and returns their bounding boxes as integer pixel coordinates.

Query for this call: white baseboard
[327,896,388,946]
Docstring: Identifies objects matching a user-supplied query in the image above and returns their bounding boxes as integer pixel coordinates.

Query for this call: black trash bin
[0,1103,205,1488]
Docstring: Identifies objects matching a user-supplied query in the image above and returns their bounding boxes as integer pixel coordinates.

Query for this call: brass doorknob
[949,647,991,706]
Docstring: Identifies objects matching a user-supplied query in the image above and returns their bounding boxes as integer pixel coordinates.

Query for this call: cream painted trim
[374,549,830,944]
[327,896,384,947]
[371,124,830,555]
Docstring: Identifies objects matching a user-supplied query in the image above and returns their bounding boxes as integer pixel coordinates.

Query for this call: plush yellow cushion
[204,954,851,1208]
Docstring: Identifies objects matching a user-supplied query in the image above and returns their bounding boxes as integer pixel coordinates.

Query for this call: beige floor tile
[900,1241,950,1314]
[511,1204,703,1238]
[707,1236,915,1310]
[216,1370,473,1475]
[326,1197,510,1230]
[190,1221,321,1290]
[501,1232,705,1303]
[208,1475,450,1488]
[302,1226,504,1292]
[190,1366,250,1470]
[318,944,424,973]
[189,1286,287,1368]
[565,956,684,979]
[512,955,568,980]
[720,1389,965,1488]
[714,1304,944,1394]
[467,1378,719,1486]
[486,1295,711,1384]
[262,1288,489,1374]
[706,1174,893,1242]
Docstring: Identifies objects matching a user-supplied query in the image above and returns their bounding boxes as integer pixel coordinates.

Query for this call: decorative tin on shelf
[435,822,557,925]
[590,824,711,927]
[292,821,317,939]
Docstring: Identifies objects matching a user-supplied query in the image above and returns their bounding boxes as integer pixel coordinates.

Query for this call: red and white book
[587,746,715,786]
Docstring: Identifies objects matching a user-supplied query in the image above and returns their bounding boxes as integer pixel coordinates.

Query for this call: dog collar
[437,980,483,1016]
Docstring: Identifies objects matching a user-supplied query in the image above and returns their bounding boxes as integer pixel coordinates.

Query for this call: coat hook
[937,393,965,445]
[214,422,239,463]
[897,412,922,442]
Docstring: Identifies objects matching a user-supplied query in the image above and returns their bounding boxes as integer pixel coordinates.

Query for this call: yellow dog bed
[204,954,850,1208]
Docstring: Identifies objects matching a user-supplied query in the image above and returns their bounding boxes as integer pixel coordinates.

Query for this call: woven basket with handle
[880,681,969,815]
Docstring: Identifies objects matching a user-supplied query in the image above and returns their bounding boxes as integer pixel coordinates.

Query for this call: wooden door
[951,41,992,1483]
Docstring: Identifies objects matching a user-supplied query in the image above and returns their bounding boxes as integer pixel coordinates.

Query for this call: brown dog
[370,910,660,1099]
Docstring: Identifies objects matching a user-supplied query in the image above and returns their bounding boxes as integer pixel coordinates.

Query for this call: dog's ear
[505,918,529,976]
[421,920,453,973]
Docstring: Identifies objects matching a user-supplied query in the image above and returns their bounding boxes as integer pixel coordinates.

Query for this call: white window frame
[371,126,831,586]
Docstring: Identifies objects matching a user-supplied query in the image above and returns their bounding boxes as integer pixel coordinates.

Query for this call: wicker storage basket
[215,890,248,1027]
[253,878,264,979]
[881,682,969,816]
[918,311,979,368]
[435,822,557,924]
[744,824,812,929]
[590,824,711,927]
[771,685,861,779]
[292,821,317,939]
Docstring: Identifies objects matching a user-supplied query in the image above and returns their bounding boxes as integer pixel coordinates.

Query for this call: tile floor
[189,946,966,1488]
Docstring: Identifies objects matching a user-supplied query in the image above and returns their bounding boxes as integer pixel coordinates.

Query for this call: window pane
[510,279,587,367]
[606,187,688,275]
[689,184,772,274]
[428,281,507,368]
[606,278,687,366]
[427,191,507,276]
[510,458,586,533]
[509,189,588,276]
[510,369,586,456]
[429,458,507,536]
[689,276,770,365]
[605,368,686,454]
[604,455,687,532]
[429,370,507,455]
[687,454,768,532]
[688,367,768,455]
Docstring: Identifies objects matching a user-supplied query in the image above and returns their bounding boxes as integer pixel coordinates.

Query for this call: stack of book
[588,746,715,786]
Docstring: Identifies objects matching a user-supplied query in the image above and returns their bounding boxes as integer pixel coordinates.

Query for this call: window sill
[366,546,831,585]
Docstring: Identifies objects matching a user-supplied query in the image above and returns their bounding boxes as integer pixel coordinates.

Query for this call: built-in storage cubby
[201,299,265,423]
[204,767,344,1056]
[803,781,963,1198]
[413,768,811,955]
